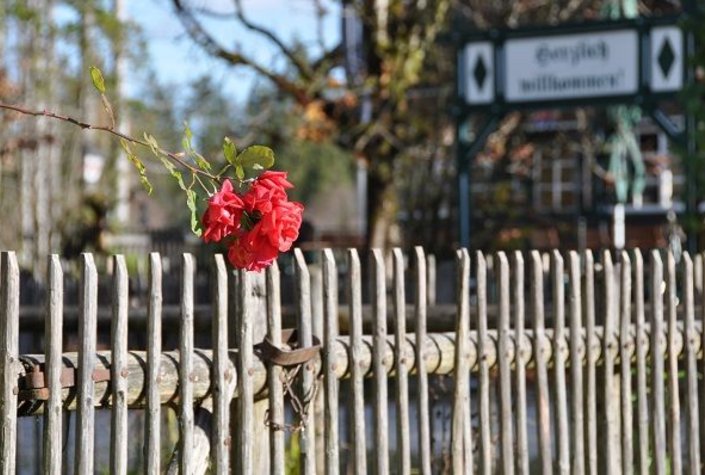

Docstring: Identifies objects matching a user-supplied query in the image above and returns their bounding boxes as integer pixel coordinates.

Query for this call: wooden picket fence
[0,247,704,474]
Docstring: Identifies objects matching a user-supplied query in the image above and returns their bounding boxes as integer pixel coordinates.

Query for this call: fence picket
[266,261,285,475]
[212,255,229,474]
[414,246,432,475]
[348,249,367,475]
[179,254,195,475]
[531,250,552,475]
[583,250,597,475]
[552,251,569,475]
[322,250,340,475]
[311,263,325,473]
[513,252,529,475]
[650,250,667,475]
[392,249,411,475]
[370,249,390,475]
[452,249,471,475]
[682,253,700,475]
[476,252,492,475]
[110,255,129,474]
[76,253,97,475]
[619,252,633,474]
[633,250,649,475]
[496,252,514,475]
[568,251,584,475]
[145,253,162,474]
[294,249,316,475]
[43,255,62,475]
[601,251,618,474]
[666,252,682,475]
[0,252,19,475]
[237,269,254,474]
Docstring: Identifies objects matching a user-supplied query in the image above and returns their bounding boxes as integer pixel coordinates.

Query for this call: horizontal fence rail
[1,248,705,474]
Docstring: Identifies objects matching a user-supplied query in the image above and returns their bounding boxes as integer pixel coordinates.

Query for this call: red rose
[227,194,304,271]
[227,223,279,271]
[252,171,293,199]
[202,179,244,243]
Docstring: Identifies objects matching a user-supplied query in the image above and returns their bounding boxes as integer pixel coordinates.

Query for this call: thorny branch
[0,102,219,182]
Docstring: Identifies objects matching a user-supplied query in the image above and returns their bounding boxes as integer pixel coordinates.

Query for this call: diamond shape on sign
[473,56,487,90]
[658,38,675,78]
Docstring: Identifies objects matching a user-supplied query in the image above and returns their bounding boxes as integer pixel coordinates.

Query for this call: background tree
[171,0,450,248]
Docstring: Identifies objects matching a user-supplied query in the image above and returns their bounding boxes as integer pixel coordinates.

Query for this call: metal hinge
[17,365,111,401]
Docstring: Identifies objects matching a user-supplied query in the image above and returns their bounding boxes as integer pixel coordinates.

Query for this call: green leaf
[192,151,212,171]
[237,145,275,171]
[223,137,237,166]
[235,164,245,181]
[89,66,106,93]
[140,175,153,195]
[158,156,187,191]
[120,139,151,194]
[143,132,160,156]
[186,189,202,237]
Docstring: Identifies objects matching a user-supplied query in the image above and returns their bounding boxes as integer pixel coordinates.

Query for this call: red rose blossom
[202,179,244,243]
[202,171,304,272]
[227,191,304,271]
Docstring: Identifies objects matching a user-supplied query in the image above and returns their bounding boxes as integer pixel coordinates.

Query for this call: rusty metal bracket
[255,328,321,367]
[17,365,111,401]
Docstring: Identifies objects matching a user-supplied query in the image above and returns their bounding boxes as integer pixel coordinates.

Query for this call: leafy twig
[0,102,219,183]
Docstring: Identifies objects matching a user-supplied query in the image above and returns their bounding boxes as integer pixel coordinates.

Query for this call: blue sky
[127,0,341,104]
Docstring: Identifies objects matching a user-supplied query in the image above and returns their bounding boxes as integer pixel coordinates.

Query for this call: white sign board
[650,26,683,92]
[462,42,494,104]
[504,30,639,102]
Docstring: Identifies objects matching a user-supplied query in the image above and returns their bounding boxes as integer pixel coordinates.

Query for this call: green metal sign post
[455,14,693,249]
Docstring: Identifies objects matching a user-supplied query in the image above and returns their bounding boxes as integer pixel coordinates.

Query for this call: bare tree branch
[171,0,312,105]
[232,0,314,81]
[0,102,219,181]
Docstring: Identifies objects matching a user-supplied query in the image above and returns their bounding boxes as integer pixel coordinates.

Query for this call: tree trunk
[366,167,399,249]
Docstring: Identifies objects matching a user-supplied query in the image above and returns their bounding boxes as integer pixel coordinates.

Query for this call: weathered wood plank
[601,251,618,474]
[568,251,584,475]
[651,250,667,475]
[531,250,552,475]
[0,252,19,475]
[633,250,649,475]
[310,263,325,474]
[371,249,390,475]
[552,251,569,475]
[76,253,98,475]
[584,250,597,475]
[212,255,230,474]
[266,261,285,475]
[513,252,529,475]
[496,252,514,475]
[238,269,254,474]
[666,252,682,475]
[682,253,700,475]
[43,255,62,475]
[179,254,195,475]
[348,249,367,475]
[110,255,129,474]
[619,252,633,475]
[415,246,432,475]
[452,249,471,475]
[476,251,492,475]
[322,250,340,475]
[145,253,162,474]
[391,249,410,475]
[294,249,316,475]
